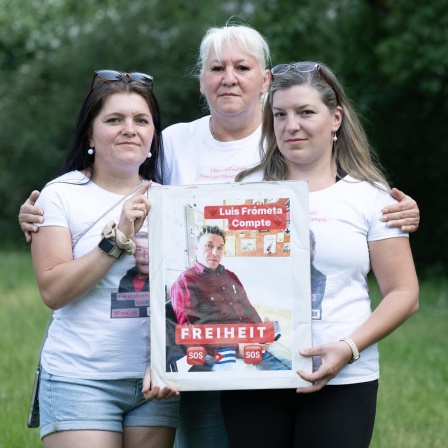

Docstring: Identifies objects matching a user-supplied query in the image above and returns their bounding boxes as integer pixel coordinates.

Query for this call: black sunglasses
[90,70,154,91]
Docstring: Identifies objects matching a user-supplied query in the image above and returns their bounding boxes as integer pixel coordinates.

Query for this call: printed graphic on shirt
[310,229,327,320]
[111,230,150,318]
[309,209,329,225]
[111,291,149,318]
[196,164,247,182]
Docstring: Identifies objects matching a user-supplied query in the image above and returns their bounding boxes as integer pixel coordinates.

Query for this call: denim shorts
[39,367,180,439]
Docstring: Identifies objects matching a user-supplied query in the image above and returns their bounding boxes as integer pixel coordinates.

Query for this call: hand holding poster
[149,181,312,390]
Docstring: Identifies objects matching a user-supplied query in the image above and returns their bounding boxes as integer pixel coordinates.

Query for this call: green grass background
[1,250,446,447]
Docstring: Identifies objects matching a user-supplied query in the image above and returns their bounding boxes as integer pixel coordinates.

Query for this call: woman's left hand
[381,188,420,233]
[142,367,180,401]
[295,341,353,393]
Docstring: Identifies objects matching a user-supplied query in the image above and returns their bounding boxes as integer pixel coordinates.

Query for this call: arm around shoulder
[382,188,420,233]
[19,190,44,242]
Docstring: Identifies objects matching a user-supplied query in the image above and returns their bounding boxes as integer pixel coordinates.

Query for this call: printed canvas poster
[148,181,312,391]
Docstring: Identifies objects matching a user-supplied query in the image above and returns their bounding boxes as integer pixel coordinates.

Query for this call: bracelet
[101,221,136,255]
[115,228,136,254]
[340,337,360,364]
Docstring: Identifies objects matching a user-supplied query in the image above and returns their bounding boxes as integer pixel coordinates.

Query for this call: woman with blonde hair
[222,62,419,447]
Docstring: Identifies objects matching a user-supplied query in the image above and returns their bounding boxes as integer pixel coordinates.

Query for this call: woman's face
[89,92,154,172]
[272,84,342,169]
[200,40,270,119]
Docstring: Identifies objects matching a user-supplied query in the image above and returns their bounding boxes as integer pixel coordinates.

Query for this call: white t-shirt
[36,171,150,379]
[244,172,407,385]
[163,115,262,185]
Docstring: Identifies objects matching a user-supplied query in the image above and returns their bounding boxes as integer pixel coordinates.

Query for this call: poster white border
[149,181,312,391]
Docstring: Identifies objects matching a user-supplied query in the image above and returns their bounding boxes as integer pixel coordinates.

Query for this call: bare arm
[381,188,420,233]
[349,237,419,349]
[31,182,151,309]
[32,225,117,309]
[297,237,419,393]
[18,190,43,242]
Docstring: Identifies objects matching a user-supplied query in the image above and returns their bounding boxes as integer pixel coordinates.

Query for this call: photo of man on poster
[310,229,327,320]
[110,232,150,318]
[118,232,149,293]
[167,225,289,372]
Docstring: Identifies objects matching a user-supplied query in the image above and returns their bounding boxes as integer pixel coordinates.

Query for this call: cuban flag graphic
[214,348,236,364]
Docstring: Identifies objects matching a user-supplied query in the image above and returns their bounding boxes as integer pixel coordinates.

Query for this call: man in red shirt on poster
[168,225,287,372]
[118,232,150,293]
[171,225,261,327]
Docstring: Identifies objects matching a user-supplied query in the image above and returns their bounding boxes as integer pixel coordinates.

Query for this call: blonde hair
[237,62,390,190]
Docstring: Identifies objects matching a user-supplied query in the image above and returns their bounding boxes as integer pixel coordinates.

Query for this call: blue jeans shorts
[39,367,180,439]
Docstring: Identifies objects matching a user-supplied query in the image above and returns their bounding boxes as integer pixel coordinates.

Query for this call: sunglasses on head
[90,70,154,91]
[271,62,335,95]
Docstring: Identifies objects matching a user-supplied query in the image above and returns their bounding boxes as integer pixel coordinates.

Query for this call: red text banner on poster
[204,205,286,230]
[175,323,275,345]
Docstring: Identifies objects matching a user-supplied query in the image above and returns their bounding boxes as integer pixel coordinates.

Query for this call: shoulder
[326,176,396,217]
[238,169,264,183]
[37,171,89,203]
[124,266,138,276]
[223,267,239,279]
[43,171,89,190]
[174,266,197,283]
[163,116,209,139]
[341,177,406,237]
[337,176,388,198]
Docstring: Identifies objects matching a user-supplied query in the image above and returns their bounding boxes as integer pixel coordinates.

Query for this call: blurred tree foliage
[1,0,447,275]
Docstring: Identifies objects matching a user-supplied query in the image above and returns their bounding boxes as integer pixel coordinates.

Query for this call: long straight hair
[237,62,389,190]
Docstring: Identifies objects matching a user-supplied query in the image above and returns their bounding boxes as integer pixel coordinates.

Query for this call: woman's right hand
[296,340,353,393]
[18,190,43,242]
